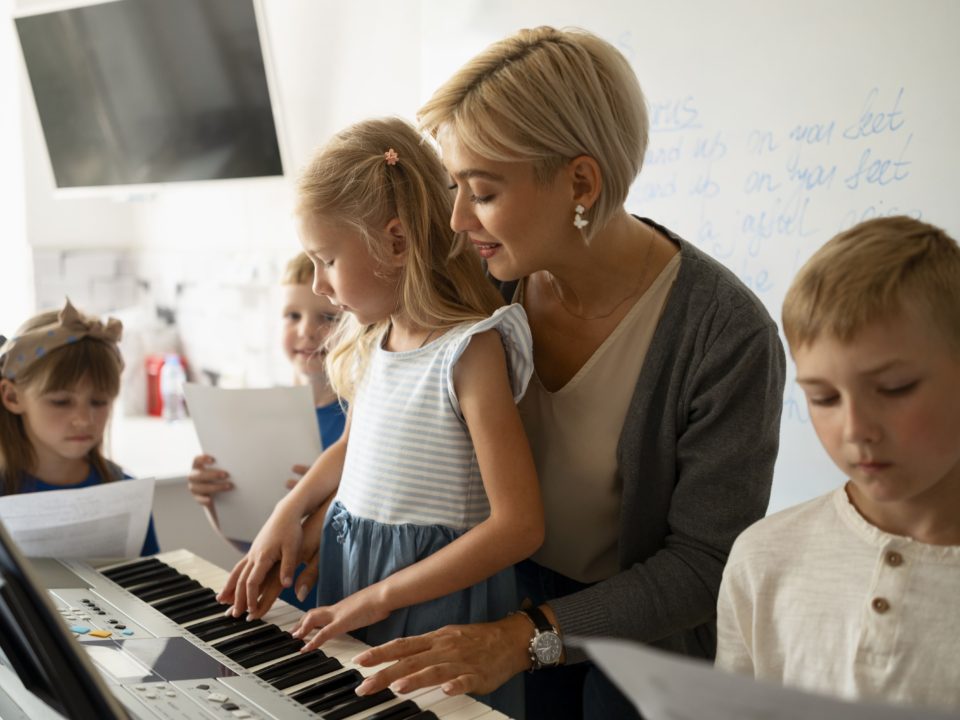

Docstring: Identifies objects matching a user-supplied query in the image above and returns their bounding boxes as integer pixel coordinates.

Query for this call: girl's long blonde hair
[296,117,503,400]
[0,312,122,494]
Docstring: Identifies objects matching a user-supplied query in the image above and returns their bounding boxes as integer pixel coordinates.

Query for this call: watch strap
[519,605,554,633]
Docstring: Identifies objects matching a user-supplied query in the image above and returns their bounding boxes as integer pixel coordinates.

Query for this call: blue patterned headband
[0,299,123,381]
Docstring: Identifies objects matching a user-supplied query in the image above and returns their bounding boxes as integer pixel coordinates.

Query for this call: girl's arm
[219,411,352,617]
[292,330,543,648]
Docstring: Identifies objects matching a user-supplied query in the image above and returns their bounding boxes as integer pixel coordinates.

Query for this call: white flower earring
[573,204,589,230]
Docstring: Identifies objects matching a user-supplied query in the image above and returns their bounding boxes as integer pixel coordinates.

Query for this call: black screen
[16,0,284,189]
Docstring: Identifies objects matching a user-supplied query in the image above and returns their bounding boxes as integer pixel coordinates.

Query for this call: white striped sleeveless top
[336,304,533,530]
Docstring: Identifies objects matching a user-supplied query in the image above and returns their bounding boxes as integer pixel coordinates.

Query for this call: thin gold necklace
[548,229,656,321]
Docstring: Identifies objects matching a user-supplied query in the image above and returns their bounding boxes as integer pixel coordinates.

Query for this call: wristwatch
[515,606,563,671]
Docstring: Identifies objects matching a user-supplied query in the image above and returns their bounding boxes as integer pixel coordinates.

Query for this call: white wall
[0,0,32,332]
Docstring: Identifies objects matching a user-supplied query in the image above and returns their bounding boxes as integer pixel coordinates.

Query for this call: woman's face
[439,128,575,281]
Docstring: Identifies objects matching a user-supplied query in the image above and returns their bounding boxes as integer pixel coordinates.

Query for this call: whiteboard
[420,0,960,512]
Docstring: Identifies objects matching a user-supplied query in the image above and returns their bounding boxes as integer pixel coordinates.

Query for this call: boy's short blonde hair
[783,216,960,352]
[281,252,314,286]
[418,26,648,241]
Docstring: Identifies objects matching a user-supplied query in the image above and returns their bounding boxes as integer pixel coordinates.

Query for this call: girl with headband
[0,299,159,556]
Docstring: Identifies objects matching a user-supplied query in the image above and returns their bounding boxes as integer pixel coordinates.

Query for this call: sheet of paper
[183,384,322,542]
[577,637,957,720]
[0,478,155,558]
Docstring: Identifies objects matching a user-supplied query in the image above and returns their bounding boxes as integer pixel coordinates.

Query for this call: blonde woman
[351,27,786,719]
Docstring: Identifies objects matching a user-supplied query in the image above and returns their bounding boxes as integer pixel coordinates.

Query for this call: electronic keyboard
[38,549,508,719]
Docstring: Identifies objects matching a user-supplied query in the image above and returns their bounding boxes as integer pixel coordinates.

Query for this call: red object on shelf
[145,354,165,417]
[145,353,189,417]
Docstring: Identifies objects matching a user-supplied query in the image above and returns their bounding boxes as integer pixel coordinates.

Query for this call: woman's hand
[187,454,232,508]
[351,614,533,698]
[291,586,390,651]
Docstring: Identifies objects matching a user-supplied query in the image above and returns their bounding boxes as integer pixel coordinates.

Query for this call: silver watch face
[533,631,563,665]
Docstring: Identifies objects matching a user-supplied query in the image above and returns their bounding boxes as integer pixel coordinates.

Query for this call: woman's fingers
[352,620,529,697]
[352,633,434,666]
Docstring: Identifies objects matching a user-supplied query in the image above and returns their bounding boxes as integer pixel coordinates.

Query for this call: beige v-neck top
[518,253,681,583]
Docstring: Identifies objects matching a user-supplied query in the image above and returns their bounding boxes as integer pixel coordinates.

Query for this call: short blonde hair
[281,252,314,286]
[296,117,502,399]
[418,26,648,240]
[783,216,960,352]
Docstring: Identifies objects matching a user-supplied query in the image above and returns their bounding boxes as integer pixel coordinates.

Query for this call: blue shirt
[12,465,160,557]
[316,399,346,450]
[274,399,345,612]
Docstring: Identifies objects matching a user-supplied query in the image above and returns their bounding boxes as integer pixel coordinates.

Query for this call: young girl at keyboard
[0,300,159,556]
[220,118,543,681]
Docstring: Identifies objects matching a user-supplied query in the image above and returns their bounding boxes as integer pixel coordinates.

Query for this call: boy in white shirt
[715,216,960,712]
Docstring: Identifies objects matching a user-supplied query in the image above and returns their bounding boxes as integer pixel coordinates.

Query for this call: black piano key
[166,599,229,624]
[361,698,424,720]
[136,577,202,602]
[101,557,165,579]
[407,712,440,720]
[290,669,362,706]
[226,631,300,659]
[230,636,305,667]
[321,689,397,720]
[256,649,331,681]
[125,572,193,595]
[109,566,181,588]
[213,624,286,654]
[153,587,217,613]
[268,657,342,691]
[153,593,221,619]
[188,616,266,642]
[161,599,226,622]
[112,563,181,582]
[307,681,363,714]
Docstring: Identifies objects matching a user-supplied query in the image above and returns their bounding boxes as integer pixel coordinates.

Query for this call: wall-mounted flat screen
[16,0,284,189]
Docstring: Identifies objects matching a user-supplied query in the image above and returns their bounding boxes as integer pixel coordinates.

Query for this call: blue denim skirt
[318,500,524,717]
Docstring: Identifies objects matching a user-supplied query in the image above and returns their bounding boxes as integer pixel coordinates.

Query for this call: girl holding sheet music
[0,299,159,556]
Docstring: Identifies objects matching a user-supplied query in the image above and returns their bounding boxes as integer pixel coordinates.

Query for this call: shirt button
[885,551,903,567]
[872,597,890,614]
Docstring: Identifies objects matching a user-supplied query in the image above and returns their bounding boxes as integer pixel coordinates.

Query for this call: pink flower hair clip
[384,148,399,166]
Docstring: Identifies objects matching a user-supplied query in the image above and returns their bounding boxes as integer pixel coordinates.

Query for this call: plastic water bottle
[159,354,187,421]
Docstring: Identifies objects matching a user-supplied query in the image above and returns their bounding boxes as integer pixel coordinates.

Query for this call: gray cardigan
[504,219,786,663]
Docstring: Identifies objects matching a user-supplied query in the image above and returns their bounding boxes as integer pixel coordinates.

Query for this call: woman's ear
[384,218,407,266]
[0,379,24,415]
[569,155,602,210]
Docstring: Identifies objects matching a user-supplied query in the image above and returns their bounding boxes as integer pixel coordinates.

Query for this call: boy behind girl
[716,216,960,711]
[187,252,344,609]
